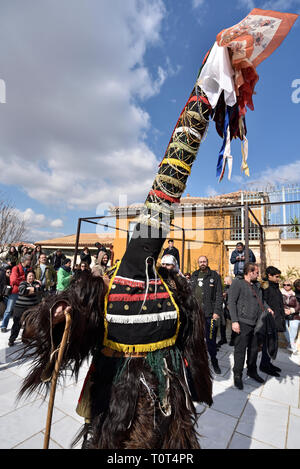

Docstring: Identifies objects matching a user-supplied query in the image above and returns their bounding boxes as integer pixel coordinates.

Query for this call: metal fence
[230,184,300,241]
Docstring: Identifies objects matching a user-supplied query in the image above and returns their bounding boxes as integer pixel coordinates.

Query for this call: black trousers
[233,322,259,376]
[205,318,217,360]
[9,306,25,343]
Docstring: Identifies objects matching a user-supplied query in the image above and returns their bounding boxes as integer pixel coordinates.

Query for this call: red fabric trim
[113,277,162,288]
[148,190,180,204]
[113,277,144,287]
[188,95,211,107]
[108,292,169,302]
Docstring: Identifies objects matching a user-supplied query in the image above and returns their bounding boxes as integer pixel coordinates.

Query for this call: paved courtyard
[0,320,299,450]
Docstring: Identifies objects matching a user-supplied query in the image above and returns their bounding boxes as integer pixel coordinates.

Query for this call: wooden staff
[43,307,72,449]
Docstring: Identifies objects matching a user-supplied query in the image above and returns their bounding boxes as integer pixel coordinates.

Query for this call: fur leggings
[78,353,201,449]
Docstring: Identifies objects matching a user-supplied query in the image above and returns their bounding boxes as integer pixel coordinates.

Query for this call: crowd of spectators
[0,240,299,385]
[161,241,300,388]
[0,242,113,345]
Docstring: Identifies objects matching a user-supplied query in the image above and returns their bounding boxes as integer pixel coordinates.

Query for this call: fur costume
[18,9,298,449]
[18,82,213,449]
[19,269,212,449]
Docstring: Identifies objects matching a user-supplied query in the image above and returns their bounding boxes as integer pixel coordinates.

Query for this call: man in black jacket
[259,266,286,377]
[190,256,223,374]
[228,262,274,390]
[162,240,180,269]
[230,242,256,277]
[48,249,66,271]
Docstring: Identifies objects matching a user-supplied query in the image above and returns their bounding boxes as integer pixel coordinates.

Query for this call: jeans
[205,318,218,360]
[284,319,299,350]
[1,293,18,329]
[233,322,259,376]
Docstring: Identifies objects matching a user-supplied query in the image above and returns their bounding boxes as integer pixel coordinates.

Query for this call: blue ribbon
[216,108,230,179]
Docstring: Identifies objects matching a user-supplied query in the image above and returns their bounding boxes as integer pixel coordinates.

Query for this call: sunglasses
[283,284,291,286]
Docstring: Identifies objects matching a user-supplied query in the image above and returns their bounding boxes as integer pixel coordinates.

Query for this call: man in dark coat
[162,240,180,268]
[48,249,66,271]
[190,256,223,374]
[228,262,274,390]
[230,242,256,277]
[259,266,286,377]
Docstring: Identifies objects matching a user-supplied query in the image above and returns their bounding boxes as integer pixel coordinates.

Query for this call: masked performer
[18,8,298,450]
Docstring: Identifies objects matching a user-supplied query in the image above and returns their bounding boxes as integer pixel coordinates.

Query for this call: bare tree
[0,195,28,254]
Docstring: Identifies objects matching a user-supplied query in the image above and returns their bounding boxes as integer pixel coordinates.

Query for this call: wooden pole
[43,309,72,449]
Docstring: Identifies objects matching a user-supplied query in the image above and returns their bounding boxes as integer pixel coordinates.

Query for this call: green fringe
[145,347,181,405]
[113,357,130,385]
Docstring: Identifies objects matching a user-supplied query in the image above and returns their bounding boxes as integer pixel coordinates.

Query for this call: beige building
[34,191,300,280]
[34,233,115,266]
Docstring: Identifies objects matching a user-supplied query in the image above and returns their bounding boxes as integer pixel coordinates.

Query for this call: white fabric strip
[197,42,236,109]
[106,310,178,324]
[174,126,201,140]
[224,124,233,180]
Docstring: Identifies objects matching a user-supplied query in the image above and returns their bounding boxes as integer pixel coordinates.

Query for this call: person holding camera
[1,254,32,332]
[8,271,42,346]
[230,242,256,278]
[0,266,12,319]
[34,253,57,295]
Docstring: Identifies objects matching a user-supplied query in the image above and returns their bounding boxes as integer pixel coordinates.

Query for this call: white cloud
[237,0,256,10]
[192,0,206,8]
[50,218,64,228]
[261,0,300,10]
[235,159,300,190]
[205,185,219,197]
[0,0,171,209]
[14,208,64,242]
[238,0,300,12]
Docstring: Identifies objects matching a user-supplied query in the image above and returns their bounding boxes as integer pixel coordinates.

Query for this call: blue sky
[0,0,299,241]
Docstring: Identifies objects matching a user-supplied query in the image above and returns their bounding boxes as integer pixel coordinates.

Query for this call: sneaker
[234,375,243,390]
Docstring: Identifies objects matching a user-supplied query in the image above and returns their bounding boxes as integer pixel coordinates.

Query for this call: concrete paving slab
[261,372,299,407]
[1,316,299,450]
[0,398,66,449]
[228,432,276,449]
[286,413,300,449]
[14,432,63,449]
[46,415,82,449]
[236,395,289,449]
[196,407,238,449]
[211,381,248,418]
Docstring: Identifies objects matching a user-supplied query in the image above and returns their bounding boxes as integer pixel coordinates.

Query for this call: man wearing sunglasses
[259,266,286,376]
